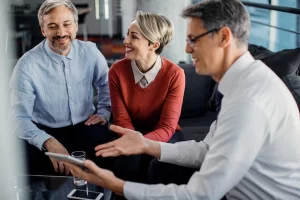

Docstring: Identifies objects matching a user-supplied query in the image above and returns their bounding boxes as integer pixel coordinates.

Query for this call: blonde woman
[98,11,185,192]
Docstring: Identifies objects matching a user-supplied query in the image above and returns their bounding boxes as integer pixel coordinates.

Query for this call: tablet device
[67,189,103,200]
[45,152,85,166]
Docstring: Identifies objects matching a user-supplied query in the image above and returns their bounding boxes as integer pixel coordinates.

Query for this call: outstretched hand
[95,125,148,157]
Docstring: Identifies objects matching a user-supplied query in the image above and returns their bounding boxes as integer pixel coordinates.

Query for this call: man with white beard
[10,0,114,176]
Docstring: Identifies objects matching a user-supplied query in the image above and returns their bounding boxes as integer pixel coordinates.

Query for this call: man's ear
[219,26,231,48]
[75,22,78,32]
[41,27,46,37]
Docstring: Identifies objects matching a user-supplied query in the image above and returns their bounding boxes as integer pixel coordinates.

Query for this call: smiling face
[123,21,156,61]
[41,6,78,55]
[185,18,225,78]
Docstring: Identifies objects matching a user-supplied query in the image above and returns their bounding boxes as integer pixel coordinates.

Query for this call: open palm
[95,125,148,157]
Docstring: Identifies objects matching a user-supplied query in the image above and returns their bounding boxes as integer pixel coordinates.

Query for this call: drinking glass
[71,151,87,186]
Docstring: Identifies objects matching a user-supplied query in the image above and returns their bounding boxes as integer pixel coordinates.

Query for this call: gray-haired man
[10,0,114,175]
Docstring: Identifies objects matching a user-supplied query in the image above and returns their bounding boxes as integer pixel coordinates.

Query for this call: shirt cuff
[124,181,146,200]
[32,132,53,151]
[97,109,111,122]
[159,142,178,163]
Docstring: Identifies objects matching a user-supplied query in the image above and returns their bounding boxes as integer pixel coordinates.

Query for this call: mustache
[53,35,71,40]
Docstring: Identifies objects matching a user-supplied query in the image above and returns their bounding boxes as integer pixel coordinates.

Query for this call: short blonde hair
[135,11,173,54]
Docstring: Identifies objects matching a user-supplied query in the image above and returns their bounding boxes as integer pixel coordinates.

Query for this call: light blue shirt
[10,39,111,150]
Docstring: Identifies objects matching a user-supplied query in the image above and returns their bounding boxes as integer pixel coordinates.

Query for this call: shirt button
[66,69,69,72]
[69,86,71,89]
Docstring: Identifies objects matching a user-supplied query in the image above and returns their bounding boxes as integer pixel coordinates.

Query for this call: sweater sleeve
[108,64,135,130]
[144,66,185,142]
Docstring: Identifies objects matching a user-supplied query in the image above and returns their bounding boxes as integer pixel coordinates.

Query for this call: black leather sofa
[178,64,216,141]
[179,44,300,142]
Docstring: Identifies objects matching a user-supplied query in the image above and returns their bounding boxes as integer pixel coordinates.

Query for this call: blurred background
[8,0,300,65]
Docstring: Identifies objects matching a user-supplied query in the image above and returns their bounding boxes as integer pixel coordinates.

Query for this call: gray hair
[182,0,250,47]
[38,0,78,27]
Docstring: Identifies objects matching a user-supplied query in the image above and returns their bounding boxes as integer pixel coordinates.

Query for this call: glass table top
[14,175,111,200]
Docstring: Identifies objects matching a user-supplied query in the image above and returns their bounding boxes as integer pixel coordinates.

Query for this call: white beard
[51,37,72,53]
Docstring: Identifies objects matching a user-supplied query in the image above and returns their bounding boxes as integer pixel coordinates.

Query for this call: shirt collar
[218,51,255,96]
[131,56,162,84]
[44,39,75,64]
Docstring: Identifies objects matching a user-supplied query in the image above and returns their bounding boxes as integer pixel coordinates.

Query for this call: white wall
[121,0,137,38]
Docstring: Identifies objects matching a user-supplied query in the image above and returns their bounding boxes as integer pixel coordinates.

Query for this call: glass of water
[71,151,87,186]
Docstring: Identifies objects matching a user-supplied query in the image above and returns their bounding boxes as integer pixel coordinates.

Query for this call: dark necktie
[215,90,224,117]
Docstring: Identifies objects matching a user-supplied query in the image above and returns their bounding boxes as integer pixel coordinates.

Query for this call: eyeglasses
[186,28,220,48]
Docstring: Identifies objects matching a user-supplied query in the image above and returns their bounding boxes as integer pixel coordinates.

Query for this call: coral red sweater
[109,57,185,142]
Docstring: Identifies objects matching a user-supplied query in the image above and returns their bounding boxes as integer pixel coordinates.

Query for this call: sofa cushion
[179,111,215,127]
[179,111,215,141]
[181,126,210,141]
[282,75,300,109]
[258,48,300,109]
[248,44,273,59]
[260,48,300,79]
[179,64,211,118]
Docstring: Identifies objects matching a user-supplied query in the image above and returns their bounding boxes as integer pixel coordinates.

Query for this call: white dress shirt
[131,56,162,88]
[124,52,300,200]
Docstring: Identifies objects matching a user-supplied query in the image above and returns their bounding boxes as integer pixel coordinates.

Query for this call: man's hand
[85,114,107,126]
[64,160,125,196]
[95,125,149,157]
[43,138,70,175]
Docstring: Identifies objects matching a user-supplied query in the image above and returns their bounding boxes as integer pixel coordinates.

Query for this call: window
[243,0,300,51]
[192,0,300,52]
